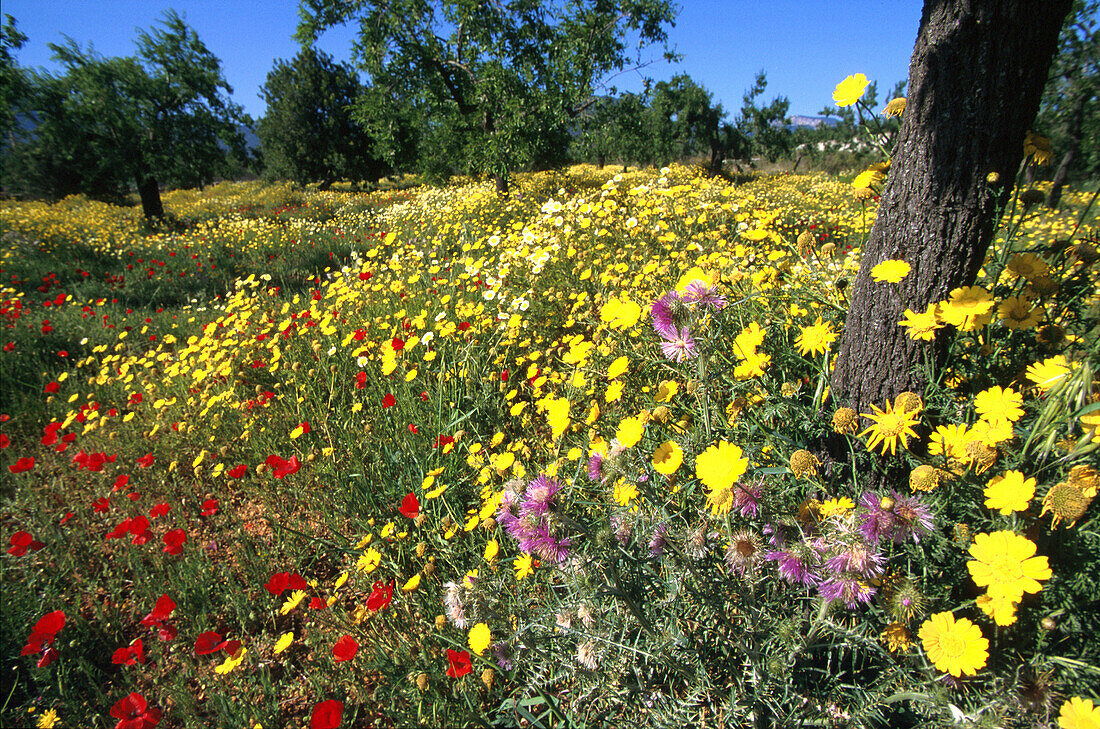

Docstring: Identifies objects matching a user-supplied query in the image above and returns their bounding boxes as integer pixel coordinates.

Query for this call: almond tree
[830,0,1073,411]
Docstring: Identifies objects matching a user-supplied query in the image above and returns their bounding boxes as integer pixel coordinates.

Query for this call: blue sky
[5,0,924,121]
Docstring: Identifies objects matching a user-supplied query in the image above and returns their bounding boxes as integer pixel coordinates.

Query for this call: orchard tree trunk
[830,0,1071,412]
[1046,90,1088,209]
[136,174,165,220]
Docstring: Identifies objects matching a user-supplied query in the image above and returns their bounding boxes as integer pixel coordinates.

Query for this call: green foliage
[258,46,388,187]
[296,0,677,187]
[2,11,247,217]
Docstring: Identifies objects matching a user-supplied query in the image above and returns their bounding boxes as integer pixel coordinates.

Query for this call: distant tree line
[1,1,1094,219]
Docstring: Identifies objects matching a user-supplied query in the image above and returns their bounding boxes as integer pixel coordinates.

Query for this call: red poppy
[288,572,309,590]
[136,453,155,468]
[458,321,472,331]
[8,531,45,556]
[332,635,358,662]
[227,464,248,479]
[94,497,110,513]
[149,503,171,519]
[106,518,133,540]
[141,595,176,640]
[45,381,59,393]
[297,421,311,434]
[22,610,65,666]
[266,454,301,479]
[59,511,74,525]
[408,423,418,434]
[9,456,34,473]
[264,571,290,596]
[366,580,393,611]
[399,493,420,519]
[112,638,146,666]
[200,499,219,516]
[355,371,367,389]
[129,516,153,546]
[110,691,162,729]
[162,529,187,555]
[113,474,131,492]
[310,699,344,729]
[309,597,328,610]
[446,648,472,678]
[0,433,8,448]
[194,631,225,655]
[381,393,396,408]
[73,450,116,472]
[391,337,405,351]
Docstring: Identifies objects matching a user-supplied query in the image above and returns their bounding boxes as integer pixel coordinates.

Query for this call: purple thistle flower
[891,491,934,543]
[732,481,763,518]
[587,453,604,482]
[819,576,876,608]
[858,491,896,544]
[611,514,632,545]
[660,326,698,363]
[766,549,819,587]
[824,542,885,580]
[650,291,682,339]
[681,280,726,310]
[520,474,560,520]
[859,490,934,544]
[648,524,669,558]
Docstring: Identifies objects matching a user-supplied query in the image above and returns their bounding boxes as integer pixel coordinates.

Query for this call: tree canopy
[4,11,247,218]
[258,46,387,188]
[296,0,677,190]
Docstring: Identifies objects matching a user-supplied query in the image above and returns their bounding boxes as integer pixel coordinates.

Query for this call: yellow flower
[1027,355,1071,392]
[1058,696,1100,729]
[818,497,855,518]
[651,440,683,476]
[967,531,1051,602]
[870,259,911,283]
[468,623,492,655]
[696,441,750,516]
[613,480,639,506]
[858,401,920,456]
[833,73,869,107]
[514,552,534,580]
[483,538,499,563]
[983,470,1035,515]
[897,304,943,341]
[356,547,382,573]
[273,632,294,655]
[616,416,644,448]
[879,622,912,652]
[918,612,988,677]
[883,97,906,117]
[401,573,421,592]
[607,356,629,379]
[973,386,1024,424]
[976,591,1019,626]
[927,423,973,459]
[36,709,61,729]
[1024,131,1053,165]
[852,169,883,192]
[654,380,678,403]
[280,590,307,615]
[939,286,995,331]
[997,296,1044,330]
[795,317,837,357]
[544,397,570,440]
[215,646,248,675]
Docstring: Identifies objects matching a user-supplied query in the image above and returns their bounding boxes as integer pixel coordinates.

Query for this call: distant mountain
[789,115,841,130]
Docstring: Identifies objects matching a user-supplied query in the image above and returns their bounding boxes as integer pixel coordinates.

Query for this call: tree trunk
[1047,89,1088,209]
[493,173,508,194]
[596,154,605,169]
[137,174,165,220]
[830,0,1071,412]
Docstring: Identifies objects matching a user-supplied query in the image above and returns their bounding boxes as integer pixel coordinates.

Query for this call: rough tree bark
[829,0,1071,412]
[136,174,165,220]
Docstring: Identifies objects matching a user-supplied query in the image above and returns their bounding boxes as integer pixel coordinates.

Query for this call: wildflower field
[1,164,1098,728]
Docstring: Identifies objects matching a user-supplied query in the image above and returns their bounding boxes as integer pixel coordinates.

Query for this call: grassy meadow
[1,165,1098,728]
